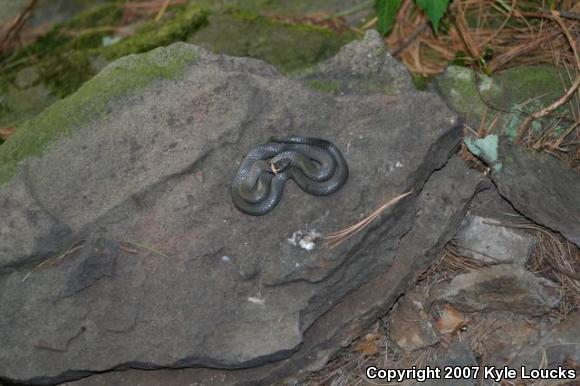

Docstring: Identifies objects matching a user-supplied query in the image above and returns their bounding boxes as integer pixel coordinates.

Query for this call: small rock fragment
[431,265,560,315]
[14,66,41,89]
[454,214,536,265]
[389,291,439,352]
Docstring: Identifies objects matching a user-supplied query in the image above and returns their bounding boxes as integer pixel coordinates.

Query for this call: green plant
[376,0,451,36]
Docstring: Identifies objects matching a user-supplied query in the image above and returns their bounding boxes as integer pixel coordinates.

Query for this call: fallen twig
[478,0,515,51]
[154,0,172,22]
[391,22,428,56]
[124,0,185,10]
[0,0,38,54]
[522,10,580,22]
[516,74,580,143]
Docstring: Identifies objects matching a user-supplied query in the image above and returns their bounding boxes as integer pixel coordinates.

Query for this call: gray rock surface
[454,209,536,265]
[541,311,580,366]
[0,31,474,384]
[491,141,580,247]
[413,342,478,386]
[431,264,560,315]
[471,312,545,368]
[468,185,527,222]
[64,156,487,386]
[511,311,580,370]
[298,29,415,94]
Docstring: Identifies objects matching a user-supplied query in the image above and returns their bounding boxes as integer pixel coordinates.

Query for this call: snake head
[269,158,291,174]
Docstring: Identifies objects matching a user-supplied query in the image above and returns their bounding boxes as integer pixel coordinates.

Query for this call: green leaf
[376,0,402,36]
[416,0,450,33]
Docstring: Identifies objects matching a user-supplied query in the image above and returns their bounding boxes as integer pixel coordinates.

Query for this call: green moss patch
[436,64,568,140]
[0,44,198,184]
[188,9,355,73]
[435,66,500,124]
[0,1,357,176]
[0,3,207,126]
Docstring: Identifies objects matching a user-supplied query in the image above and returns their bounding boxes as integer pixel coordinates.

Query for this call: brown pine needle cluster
[21,239,86,282]
[381,0,580,75]
[325,190,414,248]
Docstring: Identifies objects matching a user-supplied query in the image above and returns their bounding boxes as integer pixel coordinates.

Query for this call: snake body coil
[231,136,349,216]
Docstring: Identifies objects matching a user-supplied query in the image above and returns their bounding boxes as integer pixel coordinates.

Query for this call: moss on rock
[0,44,198,184]
[0,1,355,129]
[0,0,357,160]
[188,8,355,73]
[102,5,208,60]
[0,3,207,127]
[436,64,567,139]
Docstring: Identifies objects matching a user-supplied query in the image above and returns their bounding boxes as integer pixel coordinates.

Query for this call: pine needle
[154,0,171,22]
[22,239,86,282]
[325,189,414,248]
[118,240,170,259]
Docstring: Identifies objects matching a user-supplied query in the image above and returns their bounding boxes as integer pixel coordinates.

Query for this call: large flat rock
[65,156,487,386]
[492,142,580,247]
[1,31,466,384]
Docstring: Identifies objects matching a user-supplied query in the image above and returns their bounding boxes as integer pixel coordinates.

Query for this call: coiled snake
[231,136,349,216]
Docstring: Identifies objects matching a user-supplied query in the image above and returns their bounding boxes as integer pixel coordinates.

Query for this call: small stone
[14,66,41,89]
[389,290,439,352]
[454,214,536,265]
[431,265,560,315]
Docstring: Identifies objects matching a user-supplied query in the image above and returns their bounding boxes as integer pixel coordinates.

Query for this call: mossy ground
[188,8,355,73]
[0,2,207,130]
[4,3,207,97]
[0,0,357,132]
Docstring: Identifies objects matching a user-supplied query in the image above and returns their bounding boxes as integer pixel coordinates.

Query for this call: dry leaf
[435,304,466,334]
[0,127,16,140]
[354,333,382,355]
